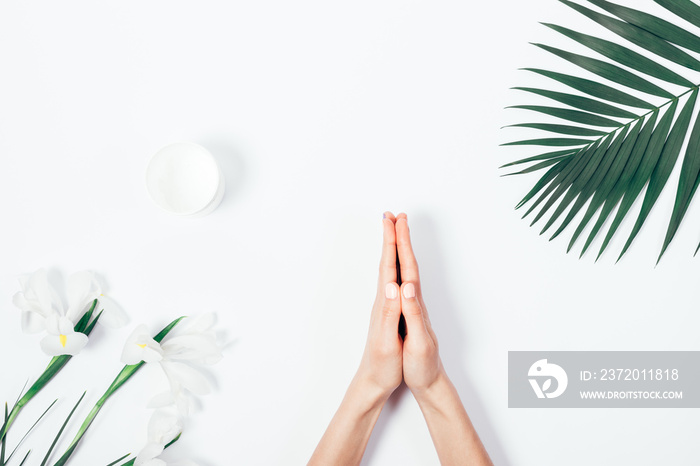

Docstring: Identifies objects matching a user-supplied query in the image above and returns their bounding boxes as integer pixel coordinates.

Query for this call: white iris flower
[12,268,127,356]
[39,313,89,356]
[134,409,197,466]
[121,324,165,364]
[121,314,222,415]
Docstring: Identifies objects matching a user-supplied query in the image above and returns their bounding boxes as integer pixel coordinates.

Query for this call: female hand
[395,213,443,395]
[395,213,493,466]
[310,212,492,466]
[308,212,404,466]
[354,211,404,400]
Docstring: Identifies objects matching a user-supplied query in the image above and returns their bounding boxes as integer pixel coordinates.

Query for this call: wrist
[347,372,393,414]
[411,368,454,412]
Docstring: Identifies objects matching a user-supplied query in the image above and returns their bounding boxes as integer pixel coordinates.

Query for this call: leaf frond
[503,0,700,262]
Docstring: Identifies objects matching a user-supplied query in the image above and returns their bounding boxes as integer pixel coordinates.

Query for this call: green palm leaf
[503,0,700,262]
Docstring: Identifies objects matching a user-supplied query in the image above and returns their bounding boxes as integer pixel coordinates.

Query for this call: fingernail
[385,283,397,299]
[382,213,386,219]
[403,283,415,298]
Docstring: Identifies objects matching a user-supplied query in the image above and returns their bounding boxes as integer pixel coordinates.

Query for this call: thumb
[381,282,402,339]
[400,282,428,341]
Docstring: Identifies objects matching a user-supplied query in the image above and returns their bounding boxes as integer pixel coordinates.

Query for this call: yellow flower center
[59,334,67,348]
[137,343,147,349]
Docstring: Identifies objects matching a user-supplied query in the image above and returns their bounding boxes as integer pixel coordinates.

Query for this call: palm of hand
[359,212,443,397]
[402,327,440,393]
[362,317,403,394]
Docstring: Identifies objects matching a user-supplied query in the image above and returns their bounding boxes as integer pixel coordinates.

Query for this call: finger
[380,282,402,340]
[395,214,420,287]
[378,212,397,286]
[400,282,429,341]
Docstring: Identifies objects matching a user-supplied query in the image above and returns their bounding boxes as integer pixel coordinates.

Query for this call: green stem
[0,301,100,444]
[114,434,181,466]
[53,317,185,466]
[576,84,699,153]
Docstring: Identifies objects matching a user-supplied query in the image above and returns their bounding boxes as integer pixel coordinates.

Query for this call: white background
[1,1,700,465]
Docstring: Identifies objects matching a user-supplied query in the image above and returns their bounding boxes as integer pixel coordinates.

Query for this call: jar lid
[146,142,225,217]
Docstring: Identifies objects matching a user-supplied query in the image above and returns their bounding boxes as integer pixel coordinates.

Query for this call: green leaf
[84,310,103,336]
[515,155,576,209]
[660,101,700,260]
[6,400,56,464]
[504,0,700,261]
[532,43,674,98]
[500,149,578,168]
[40,392,86,466]
[505,123,606,136]
[654,0,700,30]
[523,141,601,221]
[0,300,100,446]
[111,433,181,466]
[502,150,578,167]
[512,87,638,118]
[548,124,633,240]
[105,453,130,466]
[501,137,593,147]
[587,0,700,55]
[618,89,698,262]
[596,101,679,260]
[562,0,700,72]
[503,156,570,176]
[569,114,651,254]
[2,403,7,465]
[532,134,614,229]
[53,317,186,466]
[73,300,97,333]
[543,23,694,87]
[523,68,655,109]
[18,450,31,466]
[508,105,622,126]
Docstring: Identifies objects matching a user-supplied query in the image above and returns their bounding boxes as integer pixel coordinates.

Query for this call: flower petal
[147,409,182,444]
[147,391,176,409]
[161,334,221,363]
[126,324,150,343]
[40,332,88,356]
[121,343,146,365]
[13,292,41,314]
[142,346,164,363]
[97,295,128,328]
[20,311,46,334]
[57,316,76,335]
[168,313,216,338]
[66,271,100,321]
[28,269,63,316]
[161,361,210,396]
[173,390,194,417]
[44,313,61,335]
[151,380,194,416]
[16,269,62,317]
[62,332,89,355]
[121,324,163,364]
[135,443,164,465]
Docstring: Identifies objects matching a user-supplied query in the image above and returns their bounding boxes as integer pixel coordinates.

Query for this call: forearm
[309,375,388,466]
[413,370,493,466]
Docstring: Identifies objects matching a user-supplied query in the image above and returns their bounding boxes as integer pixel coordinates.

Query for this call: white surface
[0,1,699,465]
[146,142,225,217]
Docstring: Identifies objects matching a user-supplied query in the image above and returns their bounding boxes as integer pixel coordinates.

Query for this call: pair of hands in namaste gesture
[309,212,492,466]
